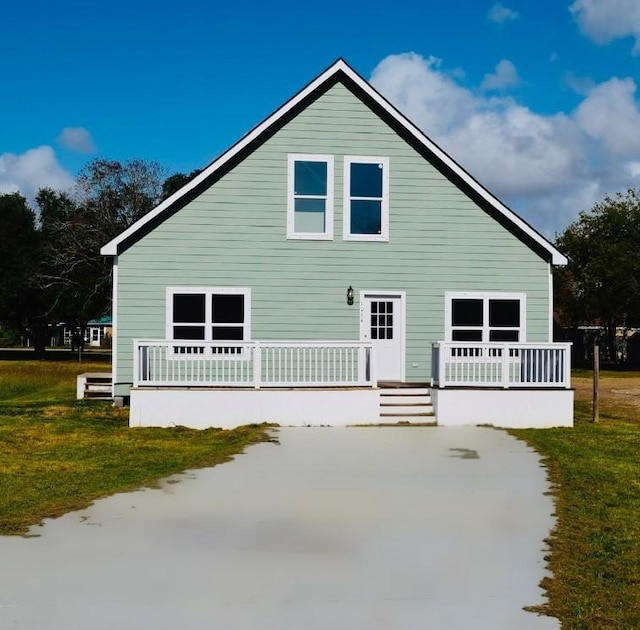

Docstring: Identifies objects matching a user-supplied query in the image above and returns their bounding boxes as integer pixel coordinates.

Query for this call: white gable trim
[101,59,567,265]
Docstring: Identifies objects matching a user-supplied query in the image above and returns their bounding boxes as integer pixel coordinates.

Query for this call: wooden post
[593,342,600,423]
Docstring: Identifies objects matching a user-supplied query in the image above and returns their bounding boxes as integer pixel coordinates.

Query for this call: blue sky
[1,0,640,236]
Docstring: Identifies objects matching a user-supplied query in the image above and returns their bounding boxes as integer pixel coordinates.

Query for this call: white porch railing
[431,342,572,389]
[133,340,376,388]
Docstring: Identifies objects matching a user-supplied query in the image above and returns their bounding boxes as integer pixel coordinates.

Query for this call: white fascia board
[101,58,567,266]
[334,63,567,266]
[100,61,352,257]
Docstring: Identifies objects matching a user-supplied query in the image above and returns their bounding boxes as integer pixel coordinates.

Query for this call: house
[101,59,573,429]
[86,315,112,347]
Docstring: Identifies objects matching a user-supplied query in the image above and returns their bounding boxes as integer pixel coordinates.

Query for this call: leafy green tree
[0,193,39,324]
[160,168,202,201]
[0,193,50,353]
[554,188,640,362]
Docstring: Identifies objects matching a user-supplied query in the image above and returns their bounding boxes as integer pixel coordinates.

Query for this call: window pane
[173,294,205,323]
[489,330,519,342]
[212,295,244,324]
[350,163,382,198]
[294,198,325,233]
[173,326,205,340]
[489,299,520,327]
[452,299,483,327]
[351,200,381,234]
[294,161,327,196]
[212,326,244,340]
[451,329,483,342]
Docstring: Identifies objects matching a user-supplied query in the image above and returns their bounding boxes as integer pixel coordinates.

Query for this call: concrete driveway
[0,427,558,629]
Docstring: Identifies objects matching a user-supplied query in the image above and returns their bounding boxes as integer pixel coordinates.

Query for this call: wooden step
[378,385,434,423]
[77,372,113,401]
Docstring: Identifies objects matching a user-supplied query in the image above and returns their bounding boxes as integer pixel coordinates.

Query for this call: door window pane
[370,300,393,340]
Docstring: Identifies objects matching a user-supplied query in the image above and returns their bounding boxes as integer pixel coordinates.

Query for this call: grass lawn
[0,357,271,536]
[511,370,640,629]
[2,358,640,627]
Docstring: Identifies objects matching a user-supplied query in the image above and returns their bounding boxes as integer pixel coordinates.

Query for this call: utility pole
[593,340,600,423]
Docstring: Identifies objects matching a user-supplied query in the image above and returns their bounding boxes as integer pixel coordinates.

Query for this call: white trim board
[359,290,406,382]
[100,59,567,266]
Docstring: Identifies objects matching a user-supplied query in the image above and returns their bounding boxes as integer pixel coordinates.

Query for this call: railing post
[133,340,140,387]
[502,344,509,388]
[369,345,377,386]
[438,343,446,388]
[564,342,572,389]
[254,341,261,389]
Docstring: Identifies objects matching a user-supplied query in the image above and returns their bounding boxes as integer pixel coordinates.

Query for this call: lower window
[445,292,525,342]
[167,287,250,355]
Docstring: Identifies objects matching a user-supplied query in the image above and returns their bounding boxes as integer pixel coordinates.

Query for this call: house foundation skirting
[129,387,381,429]
[431,387,574,428]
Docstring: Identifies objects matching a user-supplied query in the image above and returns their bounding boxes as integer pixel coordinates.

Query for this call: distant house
[86,315,112,347]
[101,59,573,429]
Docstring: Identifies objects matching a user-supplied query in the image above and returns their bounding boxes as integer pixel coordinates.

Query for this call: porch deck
[128,340,573,429]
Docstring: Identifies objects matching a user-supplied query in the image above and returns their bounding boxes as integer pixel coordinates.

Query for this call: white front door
[360,292,405,382]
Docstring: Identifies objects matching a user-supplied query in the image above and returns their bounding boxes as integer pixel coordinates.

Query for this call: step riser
[381,396,430,405]
[380,405,433,416]
[378,386,434,423]
[380,388,430,396]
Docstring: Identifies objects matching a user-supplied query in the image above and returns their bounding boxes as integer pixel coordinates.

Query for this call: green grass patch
[0,360,272,536]
[511,371,640,629]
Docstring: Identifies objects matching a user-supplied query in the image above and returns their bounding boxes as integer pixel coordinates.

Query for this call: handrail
[133,340,375,388]
[432,342,571,389]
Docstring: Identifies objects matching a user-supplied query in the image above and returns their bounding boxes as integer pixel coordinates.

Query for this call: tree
[35,159,166,331]
[0,193,39,324]
[160,168,202,201]
[554,188,640,362]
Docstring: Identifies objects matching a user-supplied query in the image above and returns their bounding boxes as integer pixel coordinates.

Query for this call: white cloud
[370,52,640,236]
[480,59,521,91]
[58,127,96,154]
[570,0,640,54]
[488,3,518,25]
[0,146,74,203]
[574,77,640,158]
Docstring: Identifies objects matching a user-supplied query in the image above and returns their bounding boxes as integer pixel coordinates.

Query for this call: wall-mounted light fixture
[347,286,354,306]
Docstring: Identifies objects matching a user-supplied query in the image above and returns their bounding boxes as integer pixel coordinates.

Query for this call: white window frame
[287,154,334,240]
[166,287,251,357]
[444,292,527,343]
[343,156,389,242]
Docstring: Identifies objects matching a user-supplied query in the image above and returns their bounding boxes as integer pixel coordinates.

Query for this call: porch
[128,340,573,429]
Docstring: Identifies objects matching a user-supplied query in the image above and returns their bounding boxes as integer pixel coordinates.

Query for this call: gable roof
[101,59,567,265]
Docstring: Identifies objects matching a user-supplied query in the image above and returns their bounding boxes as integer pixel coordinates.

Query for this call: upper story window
[343,156,389,242]
[167,287,251,354]
[287,154,334,240]
[445,292,526,342]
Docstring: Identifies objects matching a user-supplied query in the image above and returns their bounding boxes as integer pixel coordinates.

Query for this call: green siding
[113,83,550,395]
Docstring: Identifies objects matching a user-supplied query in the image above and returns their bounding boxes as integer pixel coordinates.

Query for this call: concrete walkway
[0,427,558,629]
